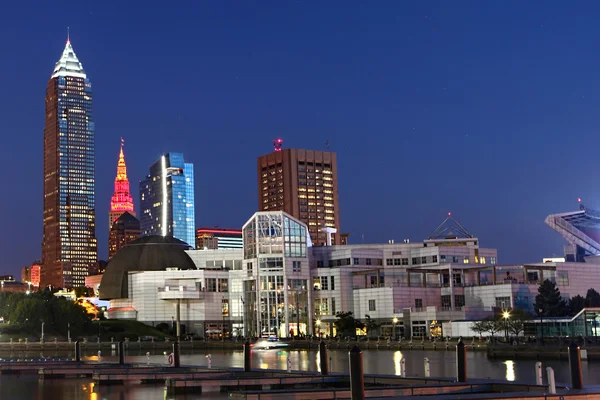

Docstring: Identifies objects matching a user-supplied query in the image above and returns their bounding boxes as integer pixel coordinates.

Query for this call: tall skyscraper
[139,153,195,247]
[108,212,140,259]
[42,38,97,289]
[109,139,135,228]
[257,148,341,246]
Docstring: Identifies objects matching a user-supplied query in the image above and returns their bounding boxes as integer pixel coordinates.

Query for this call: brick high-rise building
[257,148,341,246]
[42,37,97,289]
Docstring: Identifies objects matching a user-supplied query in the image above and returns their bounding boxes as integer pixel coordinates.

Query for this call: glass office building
[242,211,311,338]
[139,153,196,247]
[42,38,98,289]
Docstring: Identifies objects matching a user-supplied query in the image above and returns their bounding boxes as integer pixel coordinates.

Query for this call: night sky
[0,1,596,278]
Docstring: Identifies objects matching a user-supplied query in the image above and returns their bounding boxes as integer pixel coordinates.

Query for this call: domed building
[99,235,196,300]
[100,234,244,337]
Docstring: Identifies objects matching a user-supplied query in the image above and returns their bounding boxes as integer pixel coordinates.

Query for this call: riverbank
[0,338,489,353]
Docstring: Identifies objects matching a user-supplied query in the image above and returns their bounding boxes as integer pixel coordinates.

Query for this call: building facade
[102,212,600,338]
[257,149,341,246]
[242,212,311,338]
[108,212,141,259]
[196,228,243,250]
[42,38,97,289]
[21,263,41,288]
[109,140,135,230]
[139,153,195,247]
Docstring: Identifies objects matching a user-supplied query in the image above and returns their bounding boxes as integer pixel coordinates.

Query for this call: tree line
[0,291,94,338]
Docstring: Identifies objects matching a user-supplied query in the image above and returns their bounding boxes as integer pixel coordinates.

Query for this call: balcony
[157,285,204,300]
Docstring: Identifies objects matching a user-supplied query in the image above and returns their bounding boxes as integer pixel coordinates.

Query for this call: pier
[0,340,599,399]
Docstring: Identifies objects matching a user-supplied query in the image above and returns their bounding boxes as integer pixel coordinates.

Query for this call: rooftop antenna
[325,140,330,150]
[67,26,70,43]
[273,138,283,152]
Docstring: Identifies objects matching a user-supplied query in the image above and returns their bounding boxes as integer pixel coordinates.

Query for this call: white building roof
[51,40,86,79]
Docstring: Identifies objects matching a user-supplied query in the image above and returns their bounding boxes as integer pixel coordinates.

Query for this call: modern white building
[99,213,600,338]
[241,211,311,338]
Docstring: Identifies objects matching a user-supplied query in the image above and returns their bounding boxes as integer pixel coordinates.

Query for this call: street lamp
[392,317,399,340]
[539,308,544,344]
[502,311,510,341]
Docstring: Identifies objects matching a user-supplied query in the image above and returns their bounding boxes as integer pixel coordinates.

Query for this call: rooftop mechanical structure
[545,201,600,262]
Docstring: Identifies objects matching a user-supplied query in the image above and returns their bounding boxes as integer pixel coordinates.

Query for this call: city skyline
[2,2,598,278]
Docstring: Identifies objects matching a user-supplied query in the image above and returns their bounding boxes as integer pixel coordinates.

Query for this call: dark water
[0,349,598,399]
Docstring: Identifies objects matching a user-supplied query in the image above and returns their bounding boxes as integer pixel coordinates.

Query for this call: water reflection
[393,350,403,376]
[505,360,515,382]
[3,349,600,399]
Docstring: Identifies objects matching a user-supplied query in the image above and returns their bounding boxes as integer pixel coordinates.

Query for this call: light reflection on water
[1,348,600,399]
[393,350,403,376]
[505,360,515,381]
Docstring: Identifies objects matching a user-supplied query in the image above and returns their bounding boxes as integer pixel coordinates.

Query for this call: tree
[73,286,94,298]
[533,279,568,317]
[471,317,502,337]
[364,314,380,338]
[586,288,600,307]
[10,297,46,332]
[505,308,531,336]
[334,311,364,338]
[569,295,586,315]
[5,292,93,337]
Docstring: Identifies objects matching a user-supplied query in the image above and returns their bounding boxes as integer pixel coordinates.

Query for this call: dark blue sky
[0,1,597,277]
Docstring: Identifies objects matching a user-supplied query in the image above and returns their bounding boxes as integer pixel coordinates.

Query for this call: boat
[252,336,289,350]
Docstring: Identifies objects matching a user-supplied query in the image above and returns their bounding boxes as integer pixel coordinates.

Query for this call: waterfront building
[242,211,312,337]
[257,148,341,246]
[109,140,135,230]
[42,37,97,289]
[196,228,243,250]
[139,153,196,248]
[100,236,243,337]
[99,212,600,338]
[108,212,141,259]
[21,263,41,288]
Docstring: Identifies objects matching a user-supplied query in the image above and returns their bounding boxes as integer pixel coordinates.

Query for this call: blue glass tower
[139,153,196,247]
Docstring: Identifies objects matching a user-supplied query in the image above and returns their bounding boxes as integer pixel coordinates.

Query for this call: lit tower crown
[109,138,135,228]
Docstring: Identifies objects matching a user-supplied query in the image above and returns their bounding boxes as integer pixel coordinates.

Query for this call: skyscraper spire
[109,139,135,229]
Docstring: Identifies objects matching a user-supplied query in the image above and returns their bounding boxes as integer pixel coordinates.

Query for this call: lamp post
[295,292,300,338]
[502,311,510,341]
[68,322,71,343]
[539,308,544,344]
[41,321,45,342]
[221,296,225,342]
[240,297,246,339]
[392,317,399,340]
